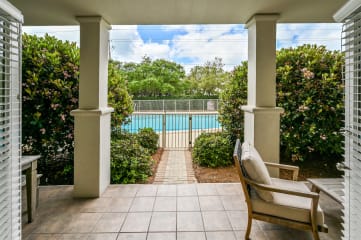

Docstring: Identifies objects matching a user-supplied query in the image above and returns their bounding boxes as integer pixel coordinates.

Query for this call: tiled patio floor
[22,183,342,240]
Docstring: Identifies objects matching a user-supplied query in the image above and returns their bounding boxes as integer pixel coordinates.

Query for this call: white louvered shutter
[342,9,361,240]
[0,2,22,240]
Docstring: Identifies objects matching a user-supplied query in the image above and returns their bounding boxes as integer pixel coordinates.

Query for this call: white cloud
[23,26,79,45]
[277,23,342,51]
[131,41,171,61]
[110,25,142,61]
[23,23,342,74]
[110,24,249,72]
[168,24,248,72]
[110,26,172,62]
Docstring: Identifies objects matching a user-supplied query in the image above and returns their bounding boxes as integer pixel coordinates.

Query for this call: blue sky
[23,23,342,72]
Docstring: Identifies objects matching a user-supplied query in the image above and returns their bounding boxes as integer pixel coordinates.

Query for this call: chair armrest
[244,177,319,199]
[264,162,299,181]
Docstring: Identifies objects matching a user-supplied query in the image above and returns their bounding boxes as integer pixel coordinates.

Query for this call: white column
[242,14,283,177]
[71,16,114,197]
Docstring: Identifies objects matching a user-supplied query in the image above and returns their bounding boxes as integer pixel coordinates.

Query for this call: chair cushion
[241,142,273,202]
[251,178,325,225]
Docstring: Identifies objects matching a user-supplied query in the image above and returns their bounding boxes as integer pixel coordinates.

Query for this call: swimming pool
[122,114,221,133]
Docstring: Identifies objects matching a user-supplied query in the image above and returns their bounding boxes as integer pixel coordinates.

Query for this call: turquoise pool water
[122,114,221,133]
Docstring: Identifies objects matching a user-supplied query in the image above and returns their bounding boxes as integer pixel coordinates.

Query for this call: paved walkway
[154,150,197,184]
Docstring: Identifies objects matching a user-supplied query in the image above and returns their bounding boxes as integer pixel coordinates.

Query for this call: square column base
[71,107,113,198]
[242,106,284,177]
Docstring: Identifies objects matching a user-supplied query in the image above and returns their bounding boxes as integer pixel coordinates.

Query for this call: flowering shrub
[22,34,79,183]
[277,45,344,162]
[22,34,133,184]
[220,45,344,163]
[22,34,79,161]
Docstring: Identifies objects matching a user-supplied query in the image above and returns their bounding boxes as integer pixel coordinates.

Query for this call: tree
[186,57,229,96]
[219,62,248,143]
[108,60,133,128]
[121,56,186,98]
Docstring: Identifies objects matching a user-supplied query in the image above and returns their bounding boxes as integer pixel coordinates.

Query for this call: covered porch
[22,183,342,240]
[8,0,348,198]
[0,0,352,239]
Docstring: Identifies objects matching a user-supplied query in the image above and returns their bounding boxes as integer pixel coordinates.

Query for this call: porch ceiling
[9,0,347,25]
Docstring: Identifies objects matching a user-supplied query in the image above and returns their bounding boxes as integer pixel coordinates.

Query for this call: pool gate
[123,111,222,150]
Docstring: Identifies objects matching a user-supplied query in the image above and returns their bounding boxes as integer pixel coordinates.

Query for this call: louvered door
[0,2,22,240]
[342,9,361,240]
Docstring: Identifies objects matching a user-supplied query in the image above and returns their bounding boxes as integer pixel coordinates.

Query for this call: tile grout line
[175,188,178,240]
[145,194,157,240]
[118,187,138,235]
[195,185,208,240]
[217,186,236,238]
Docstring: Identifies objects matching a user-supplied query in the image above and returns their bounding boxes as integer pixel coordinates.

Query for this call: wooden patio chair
[233,139,328,240]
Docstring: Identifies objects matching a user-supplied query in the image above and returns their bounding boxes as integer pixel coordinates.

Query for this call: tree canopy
[185,57,230,96]
[117,56,230,99]
[120,56,186,98]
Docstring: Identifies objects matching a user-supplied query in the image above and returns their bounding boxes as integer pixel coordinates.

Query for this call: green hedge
[192,132,233,167]
[22,34,79,184]
[108,60,133,127]
[137,128,159,155]
[22,34,133,184]
[22,34,79,158]
[276,45,344,162]
[219,45,344,163]
[111,130,157,184]
[219,62,248,143]
[133,95,219,100]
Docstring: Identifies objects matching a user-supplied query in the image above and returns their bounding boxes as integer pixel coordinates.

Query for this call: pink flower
[63,71,71,79]
[301,68,315,80]
[298,105,309,112]
[40,128,46,134]
[291,154,299,162]
[51,103,60,110]
[320,134,327,140]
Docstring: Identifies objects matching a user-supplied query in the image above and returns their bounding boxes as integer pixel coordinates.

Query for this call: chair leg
[312,229,320,240]
[245,216,252,240]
